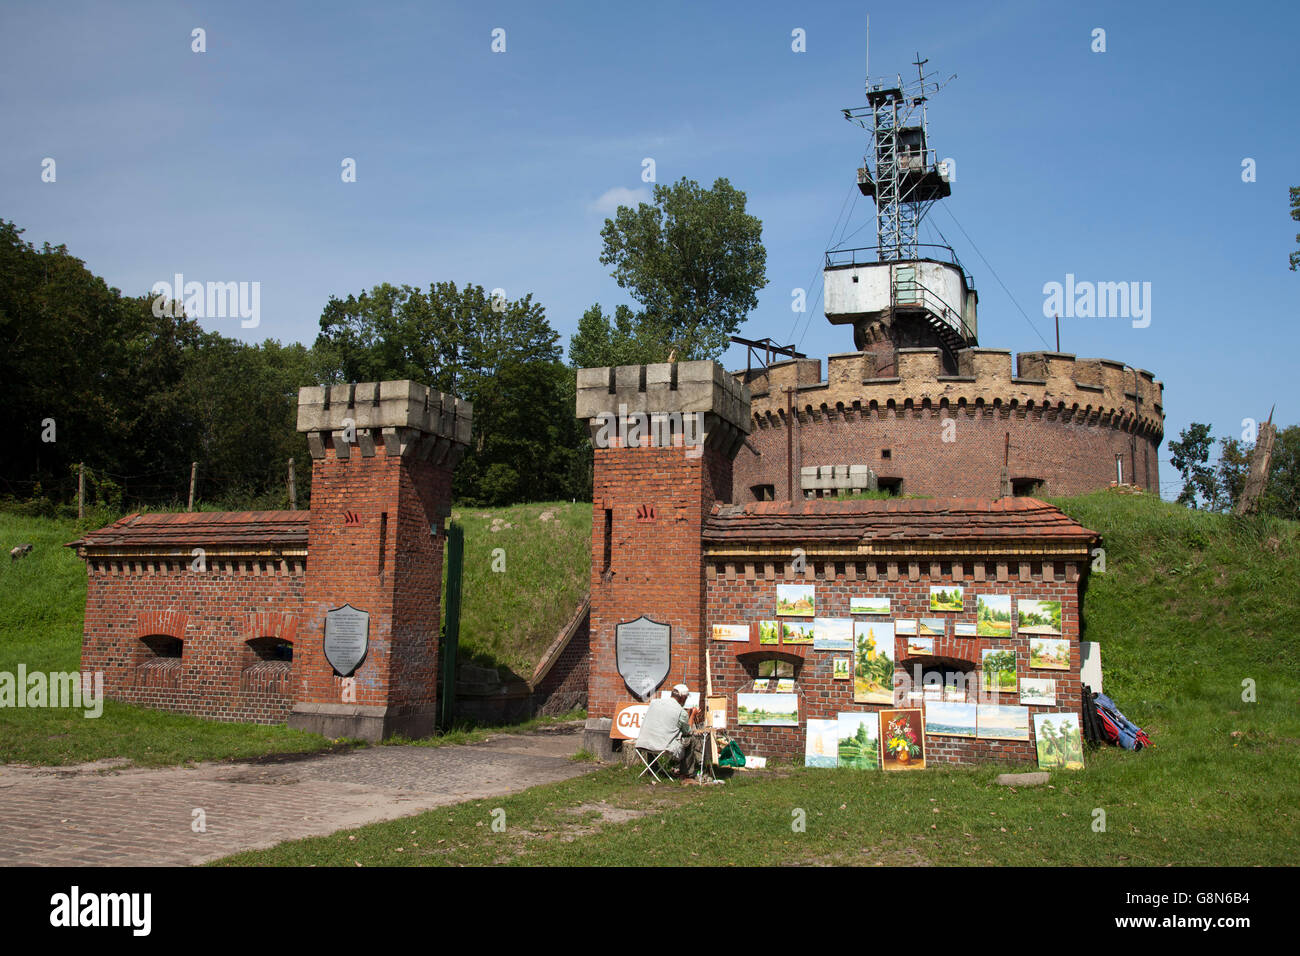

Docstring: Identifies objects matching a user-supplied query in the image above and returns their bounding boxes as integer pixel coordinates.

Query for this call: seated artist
[637,683,701,777]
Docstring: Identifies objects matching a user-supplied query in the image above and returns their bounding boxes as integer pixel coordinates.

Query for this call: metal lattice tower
[843,53,953,261]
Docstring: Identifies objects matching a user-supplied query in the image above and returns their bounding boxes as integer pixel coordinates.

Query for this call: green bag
[718,739,746,768]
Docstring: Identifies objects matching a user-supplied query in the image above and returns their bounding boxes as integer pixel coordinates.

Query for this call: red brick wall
[532,610,590,716]
[296,443,451,718]
[80,560,304,724]
[734,404,1159,501]
[704,558,1084,767]
[587,442,733,719]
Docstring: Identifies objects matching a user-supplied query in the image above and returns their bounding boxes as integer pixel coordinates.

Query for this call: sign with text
[610,702,649,740]
[615,615,671,700]
[323,603,370,677]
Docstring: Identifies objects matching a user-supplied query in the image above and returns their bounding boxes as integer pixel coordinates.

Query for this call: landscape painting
[813,617,854,651]
[925,701,977,737]
[711,624,749,642]
[976,594,1013,636]
[880,708,926,770]
[736,693,798,726]
[929,585,963,611]
[804,718,839,768]
[775,679,795,693]
[781,620,815,644]
[905,636,934,656]
[1029,638,1070,670]
[854,620,895,704]
[1020,677,1057,705]
[851,596,890,615]
[895,619,917,635]
[758,620,780,645]
[1018,599,1062,635]
[836,712,880,770]
[918,618,946,637]
[1033,712,1085,770]
[980,648,1018,693]
[832,657,851,680]
[954,622,977,637]
[977,704,1031,741]
[776,584,816,617]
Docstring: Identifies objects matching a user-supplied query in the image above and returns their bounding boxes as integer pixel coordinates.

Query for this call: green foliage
[1290,186,1300,271]
[598,177,767,360]
[1168,422,1219,509]
[568,303,667,369]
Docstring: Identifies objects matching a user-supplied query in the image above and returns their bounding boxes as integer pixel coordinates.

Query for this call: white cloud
[587,186,652,215]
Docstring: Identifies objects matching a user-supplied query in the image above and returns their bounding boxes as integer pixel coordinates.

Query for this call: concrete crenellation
[297,380,472,466]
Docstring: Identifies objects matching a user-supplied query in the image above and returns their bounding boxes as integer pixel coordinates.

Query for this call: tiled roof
[704,497,1097,546]
[68,511,309,554]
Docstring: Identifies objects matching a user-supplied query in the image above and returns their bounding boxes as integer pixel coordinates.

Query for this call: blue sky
[3,0,1297,497]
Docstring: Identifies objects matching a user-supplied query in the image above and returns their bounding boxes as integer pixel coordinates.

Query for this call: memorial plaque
[615,615,671,700]
[323,603,370,677]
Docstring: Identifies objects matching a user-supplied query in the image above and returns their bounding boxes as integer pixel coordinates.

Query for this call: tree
[599,177,767,360]
[568,303,665,369]
[1259,425,1300,520]
[1215,437,1249,513]
[1169,423,1220,509]
[1290,187,1300,272]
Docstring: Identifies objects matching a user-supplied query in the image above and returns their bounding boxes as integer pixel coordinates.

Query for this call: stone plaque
[324,603,370,677]
[615,615,671,701]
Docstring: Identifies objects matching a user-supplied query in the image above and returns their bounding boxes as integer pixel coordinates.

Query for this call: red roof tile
[68,511,309,553]
[704,497,1097,546]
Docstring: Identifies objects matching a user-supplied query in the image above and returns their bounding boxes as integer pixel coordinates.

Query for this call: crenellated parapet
[741,347,1164,441]
[297,381,473,466]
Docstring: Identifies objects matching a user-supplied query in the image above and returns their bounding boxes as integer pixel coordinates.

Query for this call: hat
[672,683,690,696]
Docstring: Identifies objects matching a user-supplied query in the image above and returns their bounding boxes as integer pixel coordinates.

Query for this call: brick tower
[575,362,750,756]
[291,381,471,742]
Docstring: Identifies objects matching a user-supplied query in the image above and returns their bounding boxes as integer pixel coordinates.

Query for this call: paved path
[0,724,594,866]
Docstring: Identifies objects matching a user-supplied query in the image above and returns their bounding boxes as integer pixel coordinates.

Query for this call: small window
[248,637,293,662]
[876,477,903,496]
[1012,478,1044,497]
[141,635,182,659]
[751,484,775,502]
[881,448,892,460]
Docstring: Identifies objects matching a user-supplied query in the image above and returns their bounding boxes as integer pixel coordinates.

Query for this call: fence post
[77,463,85,519]
[187,461,197,512]
[287,458,297,511]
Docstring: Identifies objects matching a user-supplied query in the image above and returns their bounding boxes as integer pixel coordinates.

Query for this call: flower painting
[880,708,926,770]
[854,620,895,704]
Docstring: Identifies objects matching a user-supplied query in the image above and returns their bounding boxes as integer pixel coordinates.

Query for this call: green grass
[446,500,591,678]
[218,490,1300,866]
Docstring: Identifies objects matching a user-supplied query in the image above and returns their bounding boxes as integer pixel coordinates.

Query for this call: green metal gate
[440,521,464,731]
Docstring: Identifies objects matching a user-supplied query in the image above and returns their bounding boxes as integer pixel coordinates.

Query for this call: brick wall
[80,559,304,724]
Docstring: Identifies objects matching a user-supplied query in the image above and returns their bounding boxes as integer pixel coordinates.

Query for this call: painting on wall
[851,597,890,615]
[776,584,816,617]
[1017,599,1062,635]
[1033,712,1085,770]
[752,679,772,692]
[736,693,799,726]
[781,620,815,644]
[954,622,977,637]
[896,619,918,635]
[918,618,946,637]
[775,679,795,693]
[976,594,1013,637]
[905,636,934,656]
[832,657,851,680]
[813,617,854,651]
[980,647,1018,694]
[925,701,978,737]
[853,620,895,704]
[836,712,880,770]
[880,708,926,770]
[1020,678,1057,705]
[758,620,780,645]
[805,718,839,768]
[977,704,1031,741]
[711,624,749,642]
[1029,638,1070,670]
[930,585,964,612]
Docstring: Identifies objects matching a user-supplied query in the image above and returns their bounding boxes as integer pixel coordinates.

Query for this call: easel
[696,647,720,782]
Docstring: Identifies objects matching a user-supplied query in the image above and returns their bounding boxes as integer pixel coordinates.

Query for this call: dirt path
[0,724,594,866]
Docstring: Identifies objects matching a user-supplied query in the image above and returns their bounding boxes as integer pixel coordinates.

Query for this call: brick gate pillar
[290,381,472,742]
[575,362,750,757]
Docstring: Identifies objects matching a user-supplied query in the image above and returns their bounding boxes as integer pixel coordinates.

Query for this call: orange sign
[610,702,649,740]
